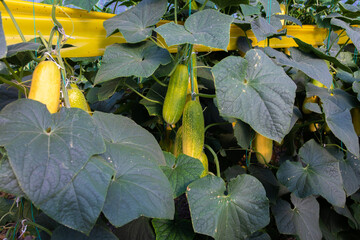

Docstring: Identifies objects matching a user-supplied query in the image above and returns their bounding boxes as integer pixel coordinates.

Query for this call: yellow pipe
[0,0,353,57]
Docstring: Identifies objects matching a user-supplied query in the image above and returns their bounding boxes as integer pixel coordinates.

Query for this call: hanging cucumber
[67,83,92,115]
[28,61,61,114]
[182,100,204,159]
[253,133,273,165]
[162,64,189,125]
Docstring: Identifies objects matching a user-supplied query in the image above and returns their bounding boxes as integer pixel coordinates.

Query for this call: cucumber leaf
[272,194,322,240]
[155,9,234,51]
[92,112,174,227]
[277,139,346,207]
[186,174,269,240]
[0,99,108,233]
[212,49,297,142]
[104,0,167,43]
[94,41,171,84]
[161,152,204,198]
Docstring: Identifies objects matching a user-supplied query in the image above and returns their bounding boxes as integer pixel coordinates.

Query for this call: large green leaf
[306,84,359,156]
[92,112,174,227]
[264,47,333,88]
[186,175,269,240]
[155,10,234,51]
[293,37,352,73]
[272,194,322,240]
[212,49,296,142]
[250,17,287,42]
[258,0,282,17]
[0,99,108,233]
[339,2,360,18]
[331,18,360,53]
[52,225,118,240]
[104,0,167,43]
[277,139,346,207]
[161,152,204,198]
[0,148,24,196]
[94,41,171,84]
[0,13,6,59]
[152,218,194,240]
[64,0,99,11]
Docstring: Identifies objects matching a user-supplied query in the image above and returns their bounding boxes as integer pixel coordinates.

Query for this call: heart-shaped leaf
[161,152,204,198]
[277,139,346,207]
[104,0,168,43]
[186,174,269,240]
[92,112,174,227]
[94,41,171,84]
[0,99,107,233]
[64,0,99,11]
[0,13,7,59]
[272,194,322,240]
[155,9,234,50]
[212,49,297,142]
[152,218,194,240]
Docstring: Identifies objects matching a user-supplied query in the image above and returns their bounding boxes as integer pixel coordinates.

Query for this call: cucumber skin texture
[254,133,273,165]
[28,61,61,113]
[198,152,208,178]
[182,100,204,159]
[68,83,92,115]
[173,126,183,157]
[163,64,189,125]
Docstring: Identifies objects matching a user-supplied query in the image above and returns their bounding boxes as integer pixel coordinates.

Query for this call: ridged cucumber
[182,100,204,159]
[162,64,189,125]
[68,83,92,115]
[198,152,208,178]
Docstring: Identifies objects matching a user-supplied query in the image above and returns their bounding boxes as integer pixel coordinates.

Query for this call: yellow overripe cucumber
[28,61,61,114]
[173,126,183,157]
[253,133,273,165]
[162,64,189,125]
[182,100,204,159]
[198,152,208,178]
[68,83,92,115]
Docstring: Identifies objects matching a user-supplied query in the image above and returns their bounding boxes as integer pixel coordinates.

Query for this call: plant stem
[152,75,167,87]
[194,93,216,98]
[199,0,209,11]
[204,144,220,177]
[204,122,230,132]
[0,76,26,94]
[0,0,26,42]
[25,221,52,236]
[325,143,348,152]
[335,38,350,58]
[174,0,178,24]
[125,84,162,104]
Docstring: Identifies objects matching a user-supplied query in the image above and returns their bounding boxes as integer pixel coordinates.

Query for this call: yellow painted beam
[0,0,352,57]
